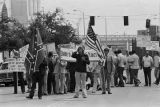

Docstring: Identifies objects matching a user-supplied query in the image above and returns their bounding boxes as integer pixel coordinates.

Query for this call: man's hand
[81,56,86,61]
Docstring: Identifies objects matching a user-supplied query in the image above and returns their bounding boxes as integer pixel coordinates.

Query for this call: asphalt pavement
[0,69,160,107]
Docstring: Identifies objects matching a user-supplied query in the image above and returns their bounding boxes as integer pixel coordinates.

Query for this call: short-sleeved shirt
[117,53,127,68]
[153,55,160,67]
[128,54,140,69]
[143,56,153,68]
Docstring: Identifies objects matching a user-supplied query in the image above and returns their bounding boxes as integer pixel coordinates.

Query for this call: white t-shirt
[143,56,153,68]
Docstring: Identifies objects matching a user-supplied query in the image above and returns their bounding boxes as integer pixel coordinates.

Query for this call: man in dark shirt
[72,46,90,98]
[26,58,47,99]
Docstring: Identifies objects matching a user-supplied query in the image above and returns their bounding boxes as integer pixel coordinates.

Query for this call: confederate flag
[25,29,45,74]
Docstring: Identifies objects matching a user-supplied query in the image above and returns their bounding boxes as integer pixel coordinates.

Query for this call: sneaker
[92,91,96,93]
[83,96,87,98]
[26,96,33,99]
[102,92,106,94]
[108,92,112,94]
[39,97,42,99]
[73,95,79,98]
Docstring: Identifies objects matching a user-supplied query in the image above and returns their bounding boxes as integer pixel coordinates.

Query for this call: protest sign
[8,58,26,72]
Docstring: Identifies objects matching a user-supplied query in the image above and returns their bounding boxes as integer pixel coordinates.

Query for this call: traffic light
[146,19,150,28]
[89,16,95,26]
[124,16,129,26]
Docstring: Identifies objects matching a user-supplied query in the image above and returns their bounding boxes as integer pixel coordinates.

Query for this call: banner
[19,44,29,58]
[146,41,159,51]
[137,35,151,47]
[8,58,26,72]
[60,47,99,62]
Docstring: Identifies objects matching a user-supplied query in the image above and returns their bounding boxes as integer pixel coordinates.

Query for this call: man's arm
[84,55,90,65]
[72,52,78,58]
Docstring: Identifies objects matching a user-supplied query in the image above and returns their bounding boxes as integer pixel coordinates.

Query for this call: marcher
[47,52,56,95]
[26,58,48,99]
[12,49,25,94]
[128,50,141,87]
[117,50,127,87]
[125,51,130,84]
[142,51,153,87]
[86,61,95,90]
[128,51,134,84]
[153,52,160,84]
[54,57,67,94]
[101,48,113,94]
[72,46,90,98]
[92,61,102,93]
[66,62,76,93]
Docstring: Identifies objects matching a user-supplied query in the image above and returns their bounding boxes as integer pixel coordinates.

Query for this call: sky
[42,0,160,35]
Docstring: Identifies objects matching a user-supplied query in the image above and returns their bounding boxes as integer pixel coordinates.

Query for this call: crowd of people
[24,46,160,99]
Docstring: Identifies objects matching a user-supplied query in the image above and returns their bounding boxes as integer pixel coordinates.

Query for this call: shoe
[102,92,106,94]
[108,92,112,94]
[154,82,159,85]
[39,97,42,99]
[149,84,151,87]
[43,93,48,96]
[26,96,33,99]
[22,92,25,94]
[73,95,79,98]
[92,91,96,93]
[83,96,87,98]
[144,84,148,86]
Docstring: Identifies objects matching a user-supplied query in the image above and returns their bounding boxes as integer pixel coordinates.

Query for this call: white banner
[60,48,99,62]
[19,44,29,58]
[146,41,159,51]
[137,35,151,47]
[8,58,26,72]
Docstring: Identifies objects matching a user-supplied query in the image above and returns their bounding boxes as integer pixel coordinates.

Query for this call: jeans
[117,67,124,87]
[92,73,102,92]
[101,68,111,92]
[47,72,56,94]
[130,69,140,85]
[55,73,66,93]
[29,72,44,98]
[143,67,151,85]
[74,72,87,97]
[43,70,48,94]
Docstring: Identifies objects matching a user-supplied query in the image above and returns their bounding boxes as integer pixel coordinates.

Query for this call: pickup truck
[0,62,14,86]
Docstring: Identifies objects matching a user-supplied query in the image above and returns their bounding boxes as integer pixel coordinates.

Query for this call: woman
[54,56,67,94]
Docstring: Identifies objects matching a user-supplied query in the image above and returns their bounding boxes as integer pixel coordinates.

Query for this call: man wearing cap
[72,46,90,98]
[101,48,113,94]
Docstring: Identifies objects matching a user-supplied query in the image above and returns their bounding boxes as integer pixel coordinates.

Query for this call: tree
[28,9,82,48]
[0,18,28,52]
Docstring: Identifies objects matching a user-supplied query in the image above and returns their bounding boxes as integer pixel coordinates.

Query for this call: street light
[73,9,86,37]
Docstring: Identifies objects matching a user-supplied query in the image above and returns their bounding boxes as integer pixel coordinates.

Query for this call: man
[142,51,153,87]
[66,62,76,93]
[26,58,48,99]
[101,48,113,94]
[128,50,141,87]
[128,51,134,84]
[153,52,160,84]
[12,49,25,94]
[47,52,56,95]
[86,61,95,90]
[117,50,127,87]
[72,46,90,98]
[54,56,67,94]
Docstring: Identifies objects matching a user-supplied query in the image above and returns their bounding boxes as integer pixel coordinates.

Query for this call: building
[0,0,41,25]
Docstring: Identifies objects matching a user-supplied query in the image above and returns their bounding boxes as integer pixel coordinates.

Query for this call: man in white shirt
[117,50,127,87]
[128,50,141,87]
[153,52,160,84]
[142,51,153,87]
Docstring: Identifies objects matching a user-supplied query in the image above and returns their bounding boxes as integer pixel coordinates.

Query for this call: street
[0,70,160,107]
